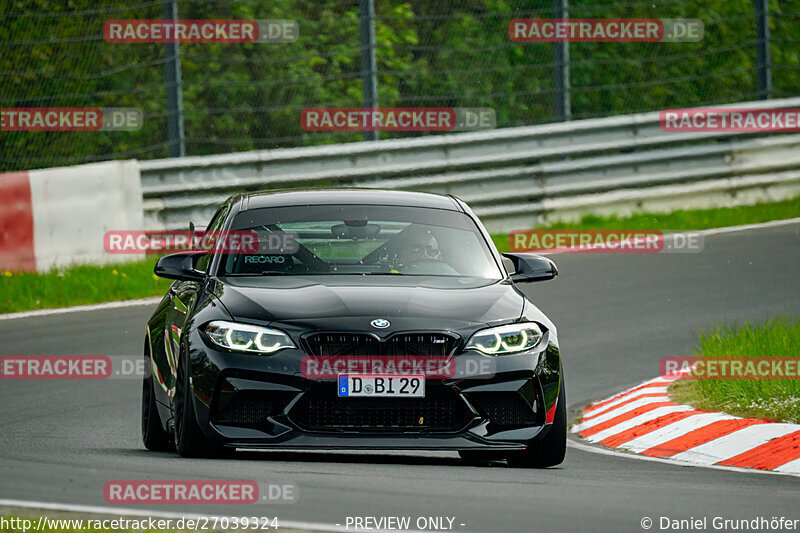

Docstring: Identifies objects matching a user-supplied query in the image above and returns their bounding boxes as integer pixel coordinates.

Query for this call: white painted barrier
[0,160,143,272]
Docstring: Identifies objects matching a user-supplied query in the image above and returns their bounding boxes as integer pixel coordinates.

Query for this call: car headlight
[465,322,544,355]
[205,321,296,354]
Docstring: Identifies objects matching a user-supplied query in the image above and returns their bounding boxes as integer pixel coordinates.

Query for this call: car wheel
[142,349,172,451]
[507,379,567,468]
[173,343,228,458]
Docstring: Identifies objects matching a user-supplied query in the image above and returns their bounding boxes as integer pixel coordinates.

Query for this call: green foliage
[1,0,799,170]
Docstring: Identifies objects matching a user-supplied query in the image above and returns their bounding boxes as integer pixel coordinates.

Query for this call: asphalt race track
[1,222,799,533]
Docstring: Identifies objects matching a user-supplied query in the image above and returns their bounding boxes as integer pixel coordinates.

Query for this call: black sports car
[142,189,565,467]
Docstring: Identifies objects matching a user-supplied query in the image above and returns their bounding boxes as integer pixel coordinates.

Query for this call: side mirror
[502,253,558,283]
[154,252,206,282]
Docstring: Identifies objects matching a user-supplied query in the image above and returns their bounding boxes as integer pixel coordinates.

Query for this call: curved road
[1,221,799,532]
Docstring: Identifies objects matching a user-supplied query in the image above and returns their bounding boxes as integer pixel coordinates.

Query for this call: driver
[392,226,442,271]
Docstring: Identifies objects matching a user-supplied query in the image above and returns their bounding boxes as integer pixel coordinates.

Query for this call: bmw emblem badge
[370,318,390,329]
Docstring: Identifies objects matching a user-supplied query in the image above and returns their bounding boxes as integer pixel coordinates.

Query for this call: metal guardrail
[139,97,800,233]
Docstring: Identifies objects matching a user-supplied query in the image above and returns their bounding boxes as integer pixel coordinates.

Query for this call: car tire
[173,343,228,458]
[142,349,172,451]
[507,379,567,468]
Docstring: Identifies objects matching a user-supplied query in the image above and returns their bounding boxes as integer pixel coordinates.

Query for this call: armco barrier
[3,99,800,272]
[139,97,800,233]
[0,160,143,272]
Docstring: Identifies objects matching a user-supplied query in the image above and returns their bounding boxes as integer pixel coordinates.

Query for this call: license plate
[337,374,425,398]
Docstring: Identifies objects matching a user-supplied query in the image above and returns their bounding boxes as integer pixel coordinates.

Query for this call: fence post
[359,0,379,141]
[163,0,186,157]
[553,0,571,121]
[754,0,772,100]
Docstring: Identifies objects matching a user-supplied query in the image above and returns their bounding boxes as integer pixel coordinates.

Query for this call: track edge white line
[0,297,161,321]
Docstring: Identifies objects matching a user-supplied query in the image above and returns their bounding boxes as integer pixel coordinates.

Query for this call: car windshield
[220,204,503,279]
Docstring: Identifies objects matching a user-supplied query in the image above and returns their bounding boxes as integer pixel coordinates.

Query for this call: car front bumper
[183,329,562,451]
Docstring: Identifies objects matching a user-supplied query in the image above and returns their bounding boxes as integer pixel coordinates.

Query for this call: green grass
[0,260,170,314]
[669,317,800,424]
[1,196,799,314]
[492,195,800,252]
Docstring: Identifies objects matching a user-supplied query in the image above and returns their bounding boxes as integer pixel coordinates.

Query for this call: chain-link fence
[1,0,799,170]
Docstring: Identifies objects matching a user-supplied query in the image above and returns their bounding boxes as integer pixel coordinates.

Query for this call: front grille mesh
[304,332,458,356]
[383,333,457,356]
[290,383,472,432]
[212,391,294,427]
[468,392,538,426]
[305,334,379,356]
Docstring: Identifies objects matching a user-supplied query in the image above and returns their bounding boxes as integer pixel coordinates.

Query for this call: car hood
[214,275,524,330]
